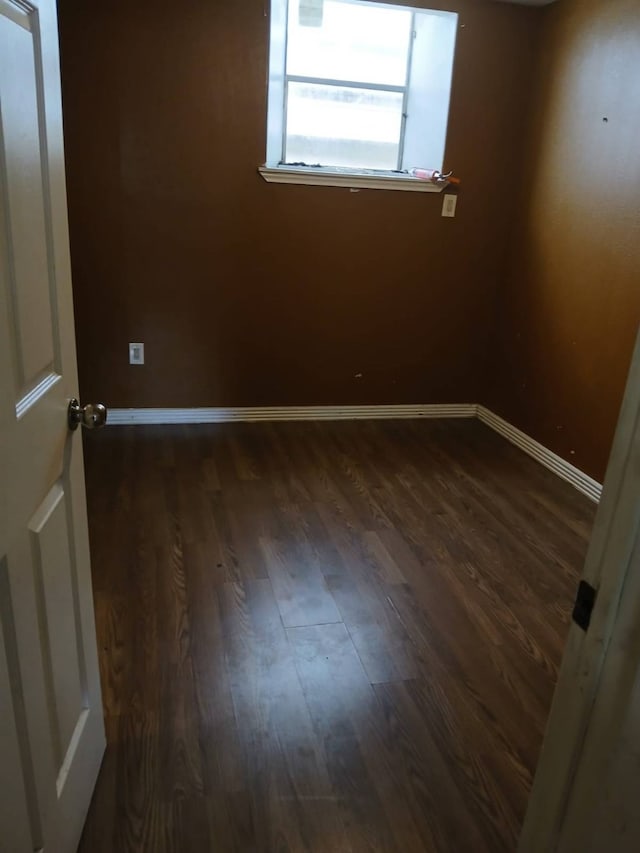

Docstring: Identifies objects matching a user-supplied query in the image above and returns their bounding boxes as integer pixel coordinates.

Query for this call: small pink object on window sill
[410,168,461,186]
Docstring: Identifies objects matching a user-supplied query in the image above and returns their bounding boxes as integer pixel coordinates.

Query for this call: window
[262,0,458,190]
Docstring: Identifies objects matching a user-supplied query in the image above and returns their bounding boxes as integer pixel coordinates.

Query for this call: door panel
[0,0,106,850]
[0,3,59,399]
[0,559,37,853]
[1,539,54,851]
[30,483,85,772]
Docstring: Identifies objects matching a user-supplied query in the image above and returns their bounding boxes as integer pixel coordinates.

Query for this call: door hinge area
[572,580,597,631]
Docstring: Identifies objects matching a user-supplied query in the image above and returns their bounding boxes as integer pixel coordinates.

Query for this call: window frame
[262,0,458,193]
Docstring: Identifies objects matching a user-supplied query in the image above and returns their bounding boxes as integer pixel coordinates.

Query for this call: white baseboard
[107,403,602,502]
[107,403,477,425]
[477,406,602,503]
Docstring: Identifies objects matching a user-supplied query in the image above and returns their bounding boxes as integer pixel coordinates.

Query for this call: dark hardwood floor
[78,418,595,852]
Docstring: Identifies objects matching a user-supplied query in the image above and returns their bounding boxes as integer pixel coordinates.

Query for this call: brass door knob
[68,398,108,431]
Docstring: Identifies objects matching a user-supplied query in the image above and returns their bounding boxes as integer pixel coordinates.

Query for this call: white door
[556,515,640,852]
[519,320,640,852]
[0,0,105,851]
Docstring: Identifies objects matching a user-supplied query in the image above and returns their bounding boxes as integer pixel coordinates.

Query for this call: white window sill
[258,165,447,193]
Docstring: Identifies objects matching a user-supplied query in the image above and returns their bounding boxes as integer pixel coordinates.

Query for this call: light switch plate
[129,342,144,365]
[442,194,457,217]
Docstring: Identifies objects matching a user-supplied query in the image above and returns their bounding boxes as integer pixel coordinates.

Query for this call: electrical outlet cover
[129,342,144,365]
[442,194,457,218]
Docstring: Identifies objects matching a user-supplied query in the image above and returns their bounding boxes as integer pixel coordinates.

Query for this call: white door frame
[519,322,640,851]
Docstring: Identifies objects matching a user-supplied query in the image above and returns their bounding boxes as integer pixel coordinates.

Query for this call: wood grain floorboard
[78,419,595,852]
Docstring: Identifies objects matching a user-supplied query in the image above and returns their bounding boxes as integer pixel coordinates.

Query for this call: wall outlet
[442,194,457,218]
[129,342,144,365]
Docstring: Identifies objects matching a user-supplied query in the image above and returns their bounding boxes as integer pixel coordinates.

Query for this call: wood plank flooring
[78,419,595,852]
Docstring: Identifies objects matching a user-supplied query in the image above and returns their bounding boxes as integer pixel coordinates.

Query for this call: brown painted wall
[58,0,540,408]
[486,0,640,483]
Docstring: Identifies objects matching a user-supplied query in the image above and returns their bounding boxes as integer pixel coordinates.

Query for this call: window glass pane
[287,0,412,86]
[285,81,403,170]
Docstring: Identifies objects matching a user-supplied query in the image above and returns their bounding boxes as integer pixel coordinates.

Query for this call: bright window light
[286,1,412,85]
[286,83,404,170]
[265,0,458,175]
